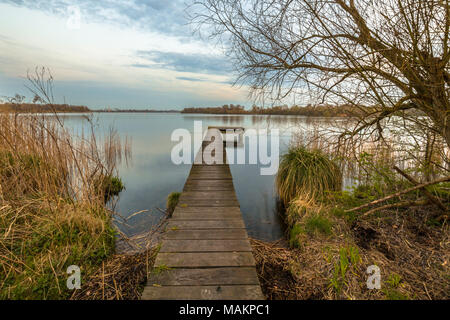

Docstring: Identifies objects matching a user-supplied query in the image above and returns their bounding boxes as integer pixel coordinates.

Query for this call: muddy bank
[250,205,449,300]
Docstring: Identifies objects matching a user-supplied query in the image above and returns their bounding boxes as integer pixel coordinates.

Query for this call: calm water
[61,113,342,241]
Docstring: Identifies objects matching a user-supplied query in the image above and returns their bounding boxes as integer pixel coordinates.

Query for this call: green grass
[384,289,409,300]
[276,146,342,206]
[0,112,125,299]
[151,264,171,275]
[166,192,181,215]
[329,246,361,294]
[386,273,402,288]
[331,207,357,224]
[288,214,333,248]
[382,273,409,300]
[305,214,333,236]
[101,175,125,203]
[289,224,304,248]
[0,203,116,299]
[0,152,120,299]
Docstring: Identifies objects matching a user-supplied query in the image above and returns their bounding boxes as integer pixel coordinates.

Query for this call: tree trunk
[444,125,450,151]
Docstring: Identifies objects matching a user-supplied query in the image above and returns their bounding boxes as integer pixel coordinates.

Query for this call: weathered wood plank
[183,185,234,192]
[183,187,234,192]
[160,239,252,252]
[167,219,245,229]
[179,191,237,200]
[190,165,231,171]
[189,170,231,176]
[191,164,230,168]
[189,171,231,177]
[142,128,264,300]
[172,207,242,220]
[155,252,255,268]
[185,179,233,184]
[190,165,228,170]
[194,155,227,165]
[147,267,260,286]
[183,181,234,191]
[164,229,248,240]
[177,199,239,207]
[141,285,264,300]
[188,173,232,180]
[173,206,242,213]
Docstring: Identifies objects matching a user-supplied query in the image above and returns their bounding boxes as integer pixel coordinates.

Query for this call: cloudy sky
[0,0,249,109]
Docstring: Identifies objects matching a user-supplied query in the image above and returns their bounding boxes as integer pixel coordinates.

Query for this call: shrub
[329,246,361,294]
[305,214,332,236]
[166,192,181,216]
[289,224,304,248]
[103,176,125,202]
[0,112,127,299]
[276,146,341,206]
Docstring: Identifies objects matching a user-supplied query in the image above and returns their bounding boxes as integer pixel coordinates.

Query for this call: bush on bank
[0,114,125,299]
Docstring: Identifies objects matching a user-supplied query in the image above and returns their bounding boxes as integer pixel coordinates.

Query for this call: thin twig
[347,176,450,213]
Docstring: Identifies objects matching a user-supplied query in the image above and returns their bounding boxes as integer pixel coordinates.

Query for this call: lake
[61,112,347,242]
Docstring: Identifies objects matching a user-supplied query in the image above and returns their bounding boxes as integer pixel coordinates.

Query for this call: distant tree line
[182,104,247,114]
[182,104,362,117]
[94,108,179,113]
[0,103,91,113]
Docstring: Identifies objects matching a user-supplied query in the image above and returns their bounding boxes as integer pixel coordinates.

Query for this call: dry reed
[0,113,129,299]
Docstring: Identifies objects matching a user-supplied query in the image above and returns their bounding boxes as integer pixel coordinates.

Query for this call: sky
[0,0,250,109]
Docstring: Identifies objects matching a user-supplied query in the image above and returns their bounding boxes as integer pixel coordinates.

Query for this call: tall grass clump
[276,146,342,206]
[166,192,181,216]
[0,112,129,299]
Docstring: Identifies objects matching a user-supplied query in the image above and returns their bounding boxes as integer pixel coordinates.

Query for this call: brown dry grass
[251,205,449,300]
[70,246,159,300]
[0,113,129,299]
[70,207,170,300]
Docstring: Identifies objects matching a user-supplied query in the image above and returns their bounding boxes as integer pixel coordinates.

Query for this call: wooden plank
[183,180,234,191]
[172,207,242,220]
[179,191,237,200]
[184,179,234,185]
[191,164,230,168]
[189,169,231,175]
[183,186,234,192]
[160,239,252,252]
[184,179,234,187]
[142,285,263,300]
[177,199,239,207]
[147,267,260,286]
[142,128,264,300]
[194,155,227,165]
[173,206,242,213]
[189,170,231,176]
[183,185,234,191]
[192,164,229,168]
[188,173,232,180]
[164,229,248,240]
[190,165,231,171]
[167,219,245,229]
[155,252,256,268]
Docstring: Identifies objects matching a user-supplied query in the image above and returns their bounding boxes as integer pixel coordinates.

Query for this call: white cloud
[0,1,248,108]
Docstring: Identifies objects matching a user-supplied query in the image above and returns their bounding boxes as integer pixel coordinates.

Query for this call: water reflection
[59,112,341,242]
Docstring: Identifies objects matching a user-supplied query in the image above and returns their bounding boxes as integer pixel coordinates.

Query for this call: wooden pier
[141,128,264,300]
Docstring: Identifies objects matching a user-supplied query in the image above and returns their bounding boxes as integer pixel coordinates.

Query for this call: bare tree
[190,0,450,147]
